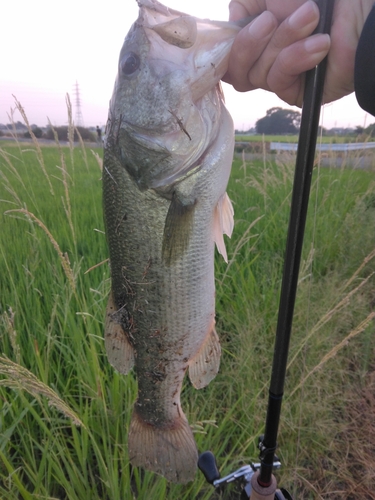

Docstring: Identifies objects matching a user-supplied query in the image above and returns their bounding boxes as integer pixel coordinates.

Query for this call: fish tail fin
[128,408,198,483]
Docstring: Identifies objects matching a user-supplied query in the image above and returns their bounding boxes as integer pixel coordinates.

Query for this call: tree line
[238,107,375,137]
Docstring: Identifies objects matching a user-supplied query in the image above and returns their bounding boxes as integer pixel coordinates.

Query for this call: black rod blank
[258,0,335,487]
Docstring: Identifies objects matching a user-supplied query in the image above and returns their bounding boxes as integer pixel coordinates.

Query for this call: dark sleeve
[355,4,375,116]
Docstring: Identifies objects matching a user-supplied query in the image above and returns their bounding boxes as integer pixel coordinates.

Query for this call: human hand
[224,0,373,107]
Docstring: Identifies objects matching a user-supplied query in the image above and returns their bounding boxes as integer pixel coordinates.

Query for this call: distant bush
[234,141,271,154]
[0,130,3,137]
[24,127,43,139]
[45,126,96,142]
[256,107,301,135]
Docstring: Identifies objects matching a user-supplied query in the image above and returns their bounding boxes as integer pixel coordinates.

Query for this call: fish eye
[120,52,140,76]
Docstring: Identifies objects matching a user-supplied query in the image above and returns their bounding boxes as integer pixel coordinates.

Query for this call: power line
[73,80,84,127]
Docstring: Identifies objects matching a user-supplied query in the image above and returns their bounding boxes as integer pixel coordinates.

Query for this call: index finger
[228,0,266,21]
[223,11,278,90]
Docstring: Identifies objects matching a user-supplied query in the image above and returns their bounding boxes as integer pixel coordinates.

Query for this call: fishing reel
[198,437,293,500]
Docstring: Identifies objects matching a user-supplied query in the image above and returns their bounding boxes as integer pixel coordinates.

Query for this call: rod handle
[250,471,277,500]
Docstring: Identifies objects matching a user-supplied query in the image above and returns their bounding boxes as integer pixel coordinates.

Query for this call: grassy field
[0,134,375,499]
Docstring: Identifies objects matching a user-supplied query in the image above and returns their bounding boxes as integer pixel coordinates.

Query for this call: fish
[102,0,241,484]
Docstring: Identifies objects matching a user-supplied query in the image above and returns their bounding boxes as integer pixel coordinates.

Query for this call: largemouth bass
[103,0,240,484]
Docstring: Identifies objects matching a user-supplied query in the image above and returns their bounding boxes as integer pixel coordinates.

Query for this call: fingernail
[248,12,276,39]
[304,33,330,53]
[288,0,318,30]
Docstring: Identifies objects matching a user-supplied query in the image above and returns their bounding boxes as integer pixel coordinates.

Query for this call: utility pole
[73,81,84,127]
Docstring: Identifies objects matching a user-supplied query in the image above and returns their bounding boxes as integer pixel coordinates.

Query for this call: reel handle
[198,450,294,499]
[198,451,220,484]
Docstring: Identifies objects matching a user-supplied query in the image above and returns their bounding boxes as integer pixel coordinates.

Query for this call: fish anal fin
[162,191,196,265]
[104,292,135,374]
[128,408,198,484]
[213,192,234,263]
[188,324,221,389]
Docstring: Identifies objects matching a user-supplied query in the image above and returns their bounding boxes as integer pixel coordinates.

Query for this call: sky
[0,0,371,131]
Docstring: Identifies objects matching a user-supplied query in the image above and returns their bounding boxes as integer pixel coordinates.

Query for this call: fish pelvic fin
[188,324,221,389]
[162,192,196,265]
[128,408,198,484]
[213,192,234,263]
[104,292,135,374]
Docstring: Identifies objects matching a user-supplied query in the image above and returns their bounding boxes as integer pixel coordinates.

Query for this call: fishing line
[293,103,325,496]
[199,1,335,497]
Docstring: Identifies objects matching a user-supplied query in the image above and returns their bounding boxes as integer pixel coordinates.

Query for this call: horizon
[1,0,371,131]
[0,105,364,134]
[1,82,370,133]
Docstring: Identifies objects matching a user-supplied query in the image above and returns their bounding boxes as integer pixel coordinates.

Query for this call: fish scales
[103,0,240,483]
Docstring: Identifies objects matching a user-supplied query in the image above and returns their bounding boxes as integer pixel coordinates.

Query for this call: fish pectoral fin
[162,191,196,265]
[213,192,234,263]
[188,324,221,389]
[104,292,135,374]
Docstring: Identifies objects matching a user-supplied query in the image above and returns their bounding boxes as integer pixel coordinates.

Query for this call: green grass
[1,135,375,499]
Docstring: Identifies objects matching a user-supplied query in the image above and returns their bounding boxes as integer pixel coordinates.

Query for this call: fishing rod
[199,0,335,497]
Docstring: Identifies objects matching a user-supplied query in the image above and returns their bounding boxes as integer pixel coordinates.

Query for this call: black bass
[103,0,240,483]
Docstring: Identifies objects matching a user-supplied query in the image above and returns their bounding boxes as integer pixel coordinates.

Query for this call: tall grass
[0,123,374,499]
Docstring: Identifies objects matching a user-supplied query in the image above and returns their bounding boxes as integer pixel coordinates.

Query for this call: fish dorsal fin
[152,16,197,48]
[188,323,221,389]
[213,192,234,263]
[104,292,135,374]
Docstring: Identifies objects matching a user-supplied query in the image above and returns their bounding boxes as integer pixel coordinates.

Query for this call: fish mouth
[122,120,181,153]
[137,2,241,101]
[119,120,212,191]
[148,16,198,49]
[112,0,239,190]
